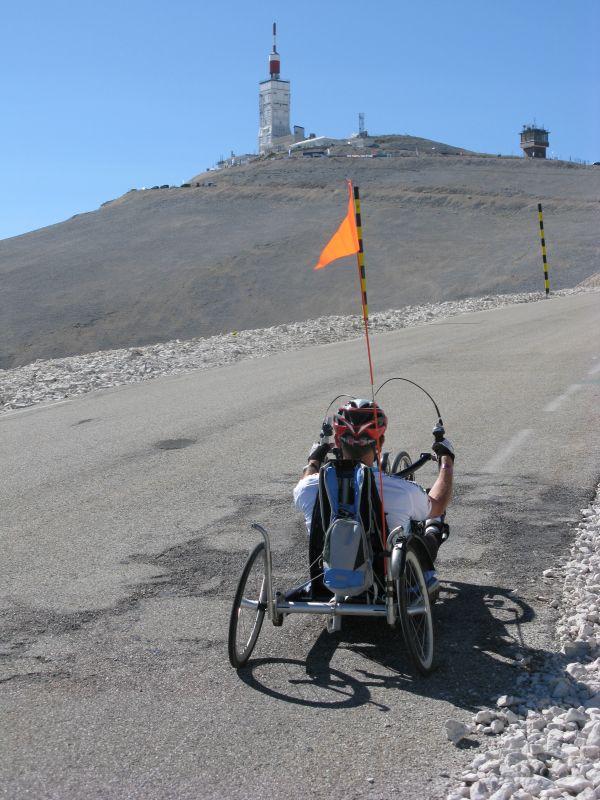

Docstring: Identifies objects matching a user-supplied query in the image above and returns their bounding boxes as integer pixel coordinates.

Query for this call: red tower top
[268,22,280,79]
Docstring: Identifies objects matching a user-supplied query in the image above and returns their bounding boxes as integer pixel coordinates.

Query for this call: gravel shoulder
[446,486,600,800]
[1,287,596,415]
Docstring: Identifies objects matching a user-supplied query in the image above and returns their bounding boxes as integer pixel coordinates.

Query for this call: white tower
[258,23,291,154]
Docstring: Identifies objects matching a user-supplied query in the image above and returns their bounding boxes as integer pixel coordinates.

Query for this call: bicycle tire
[391,450,414,481]
[397,545,435,675]
[228,542,268,668]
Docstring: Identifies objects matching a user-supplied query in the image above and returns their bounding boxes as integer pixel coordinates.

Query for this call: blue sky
[1,0,598,240]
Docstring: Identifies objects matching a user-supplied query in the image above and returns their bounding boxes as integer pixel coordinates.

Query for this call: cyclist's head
[333,399,387,459]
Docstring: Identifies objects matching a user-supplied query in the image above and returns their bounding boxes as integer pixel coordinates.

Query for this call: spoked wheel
[391,450,414,481]
[397,545,435,675]
[228,542,268,668]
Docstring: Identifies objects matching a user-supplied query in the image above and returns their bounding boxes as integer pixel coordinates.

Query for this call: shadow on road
[236,581,552,713]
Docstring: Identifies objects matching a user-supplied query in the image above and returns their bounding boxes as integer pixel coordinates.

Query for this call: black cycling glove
[432,423,455,462]
[307,441,330,465]
[432,438,455,462]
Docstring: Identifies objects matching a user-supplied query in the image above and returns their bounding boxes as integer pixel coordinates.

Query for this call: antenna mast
[268,21,280,79]
[358,112,367,138]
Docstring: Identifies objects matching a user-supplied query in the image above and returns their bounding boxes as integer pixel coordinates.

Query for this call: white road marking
[588,361,600,377]
[543,384,581,413]
[482,429,533,473]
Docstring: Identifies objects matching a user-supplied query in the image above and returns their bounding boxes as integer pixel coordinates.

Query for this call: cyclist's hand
[307,441,330,465]
[432,437,455,462]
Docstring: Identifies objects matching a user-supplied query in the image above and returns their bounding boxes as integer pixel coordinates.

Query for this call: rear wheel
[391,450,414,480]
[228,542,268,668]
[397,546,434,675]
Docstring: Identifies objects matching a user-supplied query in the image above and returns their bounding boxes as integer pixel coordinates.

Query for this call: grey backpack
[319,462,375,598]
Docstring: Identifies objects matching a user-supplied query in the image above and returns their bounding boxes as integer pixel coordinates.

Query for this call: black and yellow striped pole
[537,203,551,297]
[351,185,374,384]
[351,184,388,553]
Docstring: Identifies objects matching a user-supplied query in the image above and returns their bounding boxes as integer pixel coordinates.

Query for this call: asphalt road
[1,292,599,799]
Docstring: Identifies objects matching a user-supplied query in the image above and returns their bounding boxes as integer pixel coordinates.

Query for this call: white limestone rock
[520,776,554,795]
[446,719,470,744]
[497,695,519,709]
[554,775,592,793]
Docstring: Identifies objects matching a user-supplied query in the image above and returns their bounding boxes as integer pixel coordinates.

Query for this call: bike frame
[248,451,439,628]
[250,522,427,628]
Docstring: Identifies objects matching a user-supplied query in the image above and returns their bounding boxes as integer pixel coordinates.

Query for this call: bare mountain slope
[0,151,598,368]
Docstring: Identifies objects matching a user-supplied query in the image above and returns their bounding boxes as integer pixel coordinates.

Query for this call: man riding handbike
[292,398,454,600]
[228,396,454,673]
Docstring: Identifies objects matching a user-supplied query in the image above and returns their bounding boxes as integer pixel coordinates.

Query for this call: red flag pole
[350,183,388,555]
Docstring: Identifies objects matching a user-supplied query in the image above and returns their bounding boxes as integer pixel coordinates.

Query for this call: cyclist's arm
[427,455,453,518]
[300,461,320,479]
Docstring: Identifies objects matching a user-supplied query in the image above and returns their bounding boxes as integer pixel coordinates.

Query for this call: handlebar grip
[432,421,445,442]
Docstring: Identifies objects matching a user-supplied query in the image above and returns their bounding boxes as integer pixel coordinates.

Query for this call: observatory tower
[258,23,291,154]
[520,124,549,158]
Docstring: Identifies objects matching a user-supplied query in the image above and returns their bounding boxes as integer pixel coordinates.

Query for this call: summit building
[258,23,293,154]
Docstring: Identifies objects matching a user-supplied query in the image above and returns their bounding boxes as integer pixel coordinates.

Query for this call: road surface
[1,292,599,799]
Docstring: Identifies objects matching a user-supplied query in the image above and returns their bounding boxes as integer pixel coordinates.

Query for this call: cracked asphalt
[1,293,599,799]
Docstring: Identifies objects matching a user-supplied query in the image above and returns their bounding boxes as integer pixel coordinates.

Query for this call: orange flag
[314,181,360,270]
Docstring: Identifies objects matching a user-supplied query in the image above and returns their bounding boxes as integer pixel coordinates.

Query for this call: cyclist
[293,399,454,562]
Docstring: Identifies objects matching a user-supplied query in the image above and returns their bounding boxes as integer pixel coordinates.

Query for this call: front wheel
[397,546,435,675]
[228,542,268,668]
[391,450,414,481]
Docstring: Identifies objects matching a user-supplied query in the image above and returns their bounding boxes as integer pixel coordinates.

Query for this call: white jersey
[293,467,431,536]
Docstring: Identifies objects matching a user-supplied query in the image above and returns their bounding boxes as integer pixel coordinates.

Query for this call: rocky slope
[1,150,598,369]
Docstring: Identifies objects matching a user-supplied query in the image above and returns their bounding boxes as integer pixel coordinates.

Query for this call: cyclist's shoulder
[294,473,319,493]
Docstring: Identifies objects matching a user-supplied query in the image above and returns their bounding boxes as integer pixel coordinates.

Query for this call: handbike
[228,447,449,676]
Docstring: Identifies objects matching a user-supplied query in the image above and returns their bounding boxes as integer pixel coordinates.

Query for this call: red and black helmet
[333,399,387,448]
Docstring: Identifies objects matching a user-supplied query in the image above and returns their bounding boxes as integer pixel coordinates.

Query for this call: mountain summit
[1,145,598,368]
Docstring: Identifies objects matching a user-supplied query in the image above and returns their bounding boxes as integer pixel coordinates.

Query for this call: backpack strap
[363,470,388,586]
[308,464,334,599]
[358,465,373,535]
[308,498,328,598]
[319,462,336,528]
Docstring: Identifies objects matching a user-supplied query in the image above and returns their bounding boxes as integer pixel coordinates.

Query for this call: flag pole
[350,183,388,554]
[351,183,375,385]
